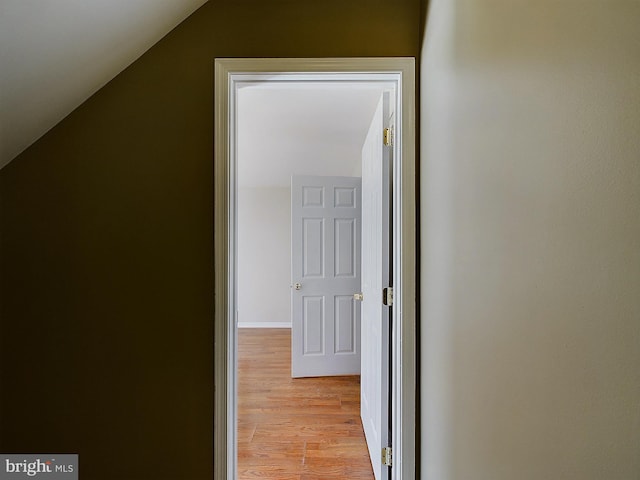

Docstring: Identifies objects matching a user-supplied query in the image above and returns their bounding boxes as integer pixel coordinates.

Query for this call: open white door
[291,175,362,378]
[360,94,392,480]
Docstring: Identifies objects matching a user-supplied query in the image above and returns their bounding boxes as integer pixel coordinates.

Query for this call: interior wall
[420,1,640,479]
[0,1,421,479]
[238,187,291,327]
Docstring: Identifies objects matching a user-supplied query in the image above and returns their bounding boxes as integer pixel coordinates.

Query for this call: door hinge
[382,287,393,306]
[382,446,393,467]
[383,127,393,147]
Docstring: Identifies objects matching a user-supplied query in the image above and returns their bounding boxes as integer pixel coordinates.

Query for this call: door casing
[213,57,416,480]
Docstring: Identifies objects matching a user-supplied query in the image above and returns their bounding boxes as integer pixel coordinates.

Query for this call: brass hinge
[383,127,393,147]
[382,287,393,306]
[382,446,393,467]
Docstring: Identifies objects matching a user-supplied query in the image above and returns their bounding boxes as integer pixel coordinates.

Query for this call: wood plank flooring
[237,328,374,480]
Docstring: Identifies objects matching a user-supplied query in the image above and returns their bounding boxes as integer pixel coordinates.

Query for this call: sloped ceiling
[0,0,208,170]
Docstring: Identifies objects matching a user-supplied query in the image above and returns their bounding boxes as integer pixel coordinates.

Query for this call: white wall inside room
[420,1,640,479]
[237,82,383,327]
[237,187,292,327]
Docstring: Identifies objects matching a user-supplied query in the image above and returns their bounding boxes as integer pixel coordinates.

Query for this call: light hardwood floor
[237,328,374,480]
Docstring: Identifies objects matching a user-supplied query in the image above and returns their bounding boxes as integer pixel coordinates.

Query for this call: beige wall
[420,1,640,479]
[0,1,421,479]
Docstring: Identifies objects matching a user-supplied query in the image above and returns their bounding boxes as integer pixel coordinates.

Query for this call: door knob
[354,293,364,301]
[292,283,302,290]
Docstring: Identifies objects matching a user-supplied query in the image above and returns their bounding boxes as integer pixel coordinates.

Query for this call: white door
[360,94,392,480]
[291,175,362,378]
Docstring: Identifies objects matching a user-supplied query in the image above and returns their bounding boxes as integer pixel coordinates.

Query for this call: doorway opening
[214,58,416,480]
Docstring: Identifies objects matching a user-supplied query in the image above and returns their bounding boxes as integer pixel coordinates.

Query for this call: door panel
[303,218,324,277]
[303,296,324,354]
[335,295,357,354]
[335,218,356,277]
[291,176,362,378]
[360,94,392,480]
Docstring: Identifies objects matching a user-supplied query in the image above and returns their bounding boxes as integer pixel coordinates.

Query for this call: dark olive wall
[0,1,421,478]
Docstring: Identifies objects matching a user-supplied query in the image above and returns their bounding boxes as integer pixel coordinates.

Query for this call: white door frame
[213,57,416,480]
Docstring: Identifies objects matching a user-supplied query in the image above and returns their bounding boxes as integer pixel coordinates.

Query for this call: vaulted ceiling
[0,0,208,169]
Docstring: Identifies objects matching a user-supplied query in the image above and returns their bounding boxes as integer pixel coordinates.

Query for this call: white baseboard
[237,322,291,329]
